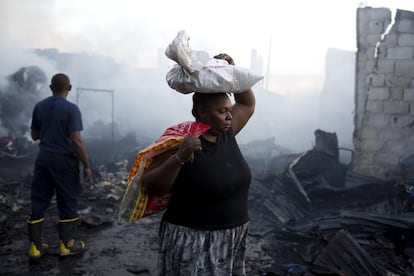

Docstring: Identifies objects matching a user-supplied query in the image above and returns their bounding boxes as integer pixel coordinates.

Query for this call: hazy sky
[1,0,413,74]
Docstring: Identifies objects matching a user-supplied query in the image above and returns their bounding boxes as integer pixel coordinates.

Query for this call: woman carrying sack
[142,53,256,276]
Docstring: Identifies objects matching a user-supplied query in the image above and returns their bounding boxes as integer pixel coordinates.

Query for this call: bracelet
[171,153,188,167]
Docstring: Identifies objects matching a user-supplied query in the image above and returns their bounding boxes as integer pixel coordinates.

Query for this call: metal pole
[111,90,114,143]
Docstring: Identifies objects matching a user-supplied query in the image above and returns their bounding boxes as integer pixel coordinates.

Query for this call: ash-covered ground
[2,129,414,276]
[0,150,289,276]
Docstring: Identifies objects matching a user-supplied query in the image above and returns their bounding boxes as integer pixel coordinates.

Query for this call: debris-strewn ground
[4,131,414,276]
[0,161,288,276]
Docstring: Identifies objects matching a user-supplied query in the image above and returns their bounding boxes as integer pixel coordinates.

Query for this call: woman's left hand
[175,135,202,163]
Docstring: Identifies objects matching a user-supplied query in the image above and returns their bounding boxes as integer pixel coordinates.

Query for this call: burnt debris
[1,66,414,275]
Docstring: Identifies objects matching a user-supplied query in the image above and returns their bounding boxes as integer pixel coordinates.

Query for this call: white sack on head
[165,30,264,94]
[165,30,210,74]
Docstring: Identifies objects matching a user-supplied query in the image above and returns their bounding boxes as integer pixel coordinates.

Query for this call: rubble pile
[246,129,414,275]
[1,127,414,275]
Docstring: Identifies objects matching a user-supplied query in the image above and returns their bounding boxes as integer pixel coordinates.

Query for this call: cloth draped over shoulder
[119,121,210,223]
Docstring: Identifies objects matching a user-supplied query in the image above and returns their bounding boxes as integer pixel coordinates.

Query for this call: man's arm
[70,130,92,181]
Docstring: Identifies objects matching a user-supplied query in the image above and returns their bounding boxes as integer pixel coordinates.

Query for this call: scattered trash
[1,127,414,275]
[77,206,92,215]
[81,214,103,226]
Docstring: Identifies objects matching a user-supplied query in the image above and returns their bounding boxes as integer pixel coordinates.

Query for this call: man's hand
[84,167,92,181]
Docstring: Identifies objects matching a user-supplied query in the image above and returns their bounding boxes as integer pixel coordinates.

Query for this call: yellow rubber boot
[27,218,48,262]
[58,218,86,257]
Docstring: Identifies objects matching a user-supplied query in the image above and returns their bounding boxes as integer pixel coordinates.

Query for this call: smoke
[0,46,56,138]
[0,0,358,153]
[0,45,356,153]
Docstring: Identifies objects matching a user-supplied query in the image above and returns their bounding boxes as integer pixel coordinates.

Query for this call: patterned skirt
[158,220,249,276]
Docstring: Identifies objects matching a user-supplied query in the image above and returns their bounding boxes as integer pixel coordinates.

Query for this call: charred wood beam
[312,229,385,276]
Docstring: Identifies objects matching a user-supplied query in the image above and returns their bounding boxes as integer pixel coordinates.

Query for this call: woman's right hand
[175,135,202,163]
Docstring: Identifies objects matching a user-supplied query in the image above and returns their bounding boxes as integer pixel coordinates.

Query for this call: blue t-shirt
[31,96,83,154]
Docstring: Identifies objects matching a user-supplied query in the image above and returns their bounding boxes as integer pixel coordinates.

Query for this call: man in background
[27,73,92,261]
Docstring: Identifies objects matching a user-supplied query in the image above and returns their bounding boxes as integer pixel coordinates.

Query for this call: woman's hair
[191,53,233,119]
[191,93,229,119]
[213,53,235,65]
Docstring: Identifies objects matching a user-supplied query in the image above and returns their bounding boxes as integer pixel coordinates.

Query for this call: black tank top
[163,128,251,230]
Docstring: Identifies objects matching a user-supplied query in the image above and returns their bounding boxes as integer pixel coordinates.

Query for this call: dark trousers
[31,150,81,220]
